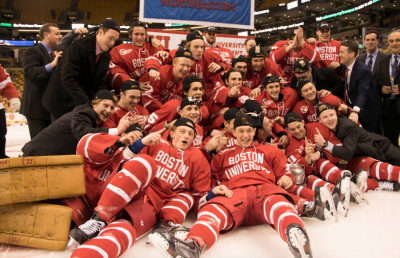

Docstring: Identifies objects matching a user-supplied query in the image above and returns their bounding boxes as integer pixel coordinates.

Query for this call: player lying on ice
[149,114,314,258]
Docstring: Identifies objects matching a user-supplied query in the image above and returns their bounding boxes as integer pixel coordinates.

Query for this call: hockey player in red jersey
[292,79,351,123]
[244,46,286,90]
[270,27,320,83]
[149,114,313,258]
[313,23,342,73]
[144,75,209,132]
[204,26,233,68]
[208,68,251,116]
[144,31,227,99]
[102,79,148,129]
[140,48,193,113]
[69,118,213,258]
[107,21,167,92]
[212,54,251,91]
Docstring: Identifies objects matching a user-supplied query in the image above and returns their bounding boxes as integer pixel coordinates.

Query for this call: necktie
[367,54,373,71]
[344,68,351,104]
[96,53,101,63]
[51,52,55,60]
[391,55,398,100]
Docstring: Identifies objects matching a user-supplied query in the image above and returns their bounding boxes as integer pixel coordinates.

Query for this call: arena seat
[78,0,136,25]
[13,0,71,24]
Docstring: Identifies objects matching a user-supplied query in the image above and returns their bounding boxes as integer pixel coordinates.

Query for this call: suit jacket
[291,66,344,98]
[22,104,109,156]
[20,44,53,120]
[332,116,392,161]
[42,35,110,118]
[357,50,388,82]
[376,54,400,116]
[342,59,382,123]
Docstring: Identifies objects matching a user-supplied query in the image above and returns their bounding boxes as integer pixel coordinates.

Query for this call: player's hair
[91,96,118,106]
[184,40,205,50]
[388,30,400,39]
[364,30,379,40]
[224,68,244,84]
[96,26,110,35]
[128,24,147,39]
[244,38,256,46]
[182,80,204,97]
[39,23,58,40]
[172,57,194,66]
[341,40,359,56]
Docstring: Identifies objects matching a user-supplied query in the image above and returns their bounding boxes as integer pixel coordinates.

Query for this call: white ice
[3,125,400,258]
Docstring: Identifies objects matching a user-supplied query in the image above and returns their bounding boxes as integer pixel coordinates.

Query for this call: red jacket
[139,65,185,113]
[207,83,250,115]
[314,40,342,77]
[244,58,286,89]
[107,42,165,93]
[101,104,149,128]
[270,40,320,83]
[206,43,234,69]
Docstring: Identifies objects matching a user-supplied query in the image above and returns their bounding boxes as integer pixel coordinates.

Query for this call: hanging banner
[140,0,254,30]
[147,28,251,55]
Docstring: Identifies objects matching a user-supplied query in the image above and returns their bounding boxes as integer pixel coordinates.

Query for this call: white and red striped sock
[315,159,343,184]
[305,175,334,192]
[159,192,194,224]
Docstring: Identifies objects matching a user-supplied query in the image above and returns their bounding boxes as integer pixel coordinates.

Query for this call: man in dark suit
[22,90,132,156]
[376,30,400,147]
[20,23,63,139]
[43,19,120,122]
[291,58,344,98]
[339,40,382,133]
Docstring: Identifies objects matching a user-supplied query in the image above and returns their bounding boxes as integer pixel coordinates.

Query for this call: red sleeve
[269,147,294,183]
[210,153,223,186]
[144,100,180,133]
[270,42,288,66]
[139,74,163,113]
[77,133,121,165]
[0,68,19,99]
[285,139,315,176]
[107,49,132,92]
[300,42,320,64]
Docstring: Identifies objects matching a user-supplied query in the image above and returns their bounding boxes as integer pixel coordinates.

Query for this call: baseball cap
[94,90,116,101]
[316,103,335,117]
[180,96,201,109]
[174,48,193,59]
[205,26,216,33]
[284,112,303,126]
[317,22,330,31]
[248,46,264,58]
[296,79,313,94]
[234,114,257,129]
[100,19,120,33]
[121,79,141,92]
[262,74,281,86]
[294,59,311,74]
[186,31,203,42]
[232,54,247,68]
[173,118,196,131]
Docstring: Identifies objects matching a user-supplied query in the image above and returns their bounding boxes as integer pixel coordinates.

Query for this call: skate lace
[79,219,105,235]
[379,181,393,191]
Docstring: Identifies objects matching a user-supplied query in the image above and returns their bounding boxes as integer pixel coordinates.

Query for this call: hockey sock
[315,159,343,184]
[363,178,379,192]
[187,204,232,250]
[95,155,157,221]
[262,195,304,242]
[305,175,334,192]
[159,192,194,224]
[71,220,136,258]
[286,185,315,202]
[369,162,400,183]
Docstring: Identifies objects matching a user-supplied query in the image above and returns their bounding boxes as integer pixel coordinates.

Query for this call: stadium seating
[13,0,71,24]
[2,69,23,113]
[78,0,136,25]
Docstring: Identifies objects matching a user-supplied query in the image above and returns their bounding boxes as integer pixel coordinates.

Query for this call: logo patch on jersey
[119,49,133,55]
[262,99,273,106]
[296,145,304,154]
[301,106,308,113]
[167,81,177,91]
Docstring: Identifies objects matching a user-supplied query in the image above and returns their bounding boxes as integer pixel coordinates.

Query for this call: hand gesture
[277,175,293,189]
[296,27,305,47]
[228,86,241,98]
[212,185,233,198]
[314,127,326,147]
[329,62,341,69]
[216,132,229,152]
[131,115,146,128]
[149,70,160,81]
[139,81,151,92]
[120,130,143,146]
[278,72,287,88]
[272,116,285,126]
[142,128,166,145]
[205,134,220,152]
[250,87,261,99]
[151,37,162,48]
[306,38,316,44]
[304,137,315,165]
[154,51,169,58]
[337,99,348,115]
[208,62,222,73]
[318,90,331,97]
[50,51,63,69]
[117,113,131,135]
[278,135,289,147]
[74,27,88,35]
[382,86,392,95]
[349,112,358,124]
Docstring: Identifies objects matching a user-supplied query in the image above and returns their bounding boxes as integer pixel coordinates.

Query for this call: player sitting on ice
[102,79,148,129]
[145,75,209,132]
[69,118,213,258]
[317,103,400,192]
[149,114,314,258]
[292,78,351,124]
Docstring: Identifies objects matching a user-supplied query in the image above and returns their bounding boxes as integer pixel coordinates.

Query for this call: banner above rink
[139,0,254,30]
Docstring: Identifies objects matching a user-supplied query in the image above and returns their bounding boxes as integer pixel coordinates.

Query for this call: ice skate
[332,172,351,217]
[378,180,400,192]
[304,186,337,222]
[351,169,368,190]
[286,223,313,258]
[350,181,369,204]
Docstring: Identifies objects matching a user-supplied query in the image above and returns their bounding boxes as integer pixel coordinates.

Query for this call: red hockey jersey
[140,139,211,211]
[244,58,286,89]
[144,99,209,133]
[211,143,293,192]
[107,42,165,93]
[0,66,20,109]
[207,83,251,115]
[205,43,233,68]
[270,40,320,83]
[314,40,341,68]
[102,104,149,128]
[139,65,185,113]
[254,87,299,119]
[285,123,343,175]
[292,94,348,124]
[150,122,204,149]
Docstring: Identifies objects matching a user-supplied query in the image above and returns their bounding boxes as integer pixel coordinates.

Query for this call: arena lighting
[316,0,381,21]
[250,22,304,34]
[255,9,269,15]
[287,0,298,10]
[279,3,285,6]
[13,23,43,28]
[301,0,311,3]
[238,31,248,36]
[71,23,85,30]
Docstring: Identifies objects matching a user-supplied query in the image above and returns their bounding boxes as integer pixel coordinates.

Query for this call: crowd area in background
[1,17,400,258]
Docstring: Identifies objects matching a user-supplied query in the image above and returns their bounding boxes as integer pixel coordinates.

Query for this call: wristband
[206,187,217,201]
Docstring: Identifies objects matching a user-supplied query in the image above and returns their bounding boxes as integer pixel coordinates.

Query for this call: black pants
[383,100,400,148]
[26,116,51,140]
[360,117,380,135]
[0,109,7,158]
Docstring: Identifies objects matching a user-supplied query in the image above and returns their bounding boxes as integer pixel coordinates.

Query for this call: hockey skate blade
[320,186,338,223]
[288,227,312,258]
[355,169,368,189]
[338,177,351,218]
[350,182,369,205]
[66,237,81,251]
[148,233,182,258]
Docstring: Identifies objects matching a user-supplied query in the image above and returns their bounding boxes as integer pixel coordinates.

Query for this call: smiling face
[388,31,400,55]
[170,126,196,150]
[251,57,264,73]
[184,82,204,101]
[44,26,61,50]
[93,99,115,122]
[286,120,306,139]
[173,57,192,80]
[233,61,248,74]
[233,125,256,148]
[339,45,355,66]
[179,104,200,124]
[245,39,256,54]
[265,82,280,101]
[223,119,235,135]
[130,26,146,47]
[189,39,205,60]
[364,32,378,54]
[120,89,141,110]
[96,28,119,52]
[225,71,243,89]
[316,28,331,43]
[318,109,338,130]
[259,116,273,138]
[300,82,317,102]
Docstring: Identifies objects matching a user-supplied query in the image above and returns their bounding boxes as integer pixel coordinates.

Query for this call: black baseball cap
[186,31,203,42]
[248,46,264,58]
[174,48,193,59]
[317,22,330,31]
[121,79,141,92]
[242,99,262,115]
[234,114,257,129]
[294,59,310,74]
[262,74,281,86]
[205,26,216,33]
[317,103,335,117]
[296,79,313,94]
[173,118,196,131]
[224,108,241,121]
[94,90,116,101]
[288,30,296,40]
[180,96,201,109]
[100,19,120,33]
[232,54,247,68]
[284,112,303,126]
